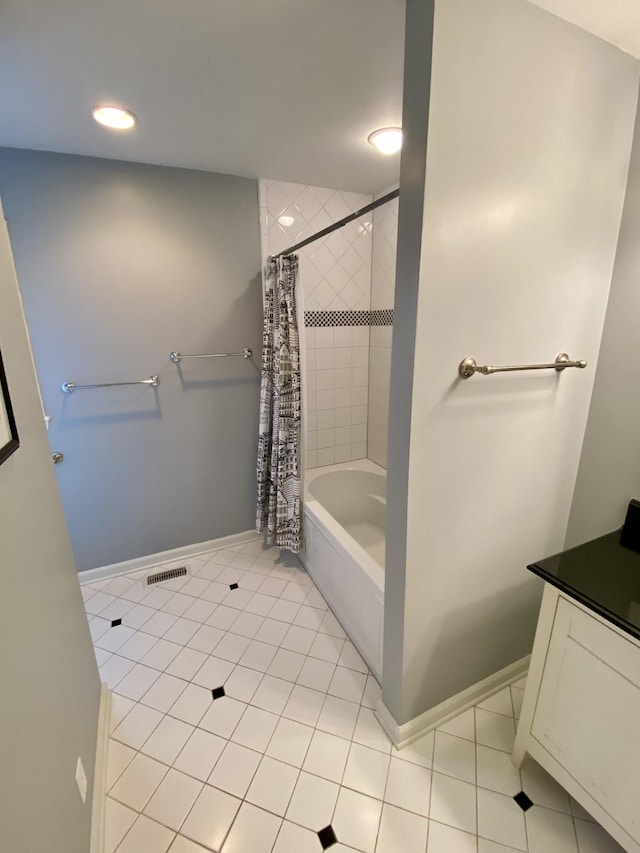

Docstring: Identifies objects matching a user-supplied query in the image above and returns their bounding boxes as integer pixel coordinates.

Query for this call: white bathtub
[299,459,385,679]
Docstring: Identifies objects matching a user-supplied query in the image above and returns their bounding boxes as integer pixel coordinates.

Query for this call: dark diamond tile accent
[229,582,239,590]
[317,826,338,849]
[110,619,122,628]
[211,686,226,700]
[513,791,534,811]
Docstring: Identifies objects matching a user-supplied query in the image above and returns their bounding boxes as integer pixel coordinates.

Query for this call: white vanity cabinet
[513,583,640,853]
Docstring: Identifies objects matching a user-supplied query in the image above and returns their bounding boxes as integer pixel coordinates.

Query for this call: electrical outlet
[75,756,87,804]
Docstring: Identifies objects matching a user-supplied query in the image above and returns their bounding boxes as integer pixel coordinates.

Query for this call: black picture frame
[0,350,19,465]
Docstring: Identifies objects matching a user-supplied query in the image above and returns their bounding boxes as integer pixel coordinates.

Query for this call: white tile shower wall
[368,194,398,469]
[259,180,373,468]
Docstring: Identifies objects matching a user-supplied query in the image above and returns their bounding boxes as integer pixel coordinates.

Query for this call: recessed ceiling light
[368,127,402,155]
[278,215,295,227]
[91,105,137,130]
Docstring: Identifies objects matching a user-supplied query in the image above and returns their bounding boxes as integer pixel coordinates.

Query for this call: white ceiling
[1,1,639,195]
[0,0,405,194]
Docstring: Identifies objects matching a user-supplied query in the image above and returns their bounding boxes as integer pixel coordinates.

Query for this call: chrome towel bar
[170,349,252,363]
[459,353,587,379]
[61,376,160,393]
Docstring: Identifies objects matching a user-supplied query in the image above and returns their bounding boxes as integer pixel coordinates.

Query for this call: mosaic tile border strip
[304,309,394,328]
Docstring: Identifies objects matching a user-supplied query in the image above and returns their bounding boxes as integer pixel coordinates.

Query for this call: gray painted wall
[0,149,262,570]
[384,0,639,724]
[0,200,101,852]
[566,103,640,548]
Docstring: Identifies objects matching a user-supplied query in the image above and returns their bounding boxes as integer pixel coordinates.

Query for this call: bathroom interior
[2,0,640,852]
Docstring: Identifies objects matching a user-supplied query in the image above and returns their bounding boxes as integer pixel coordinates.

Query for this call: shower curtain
[256,255,302,552]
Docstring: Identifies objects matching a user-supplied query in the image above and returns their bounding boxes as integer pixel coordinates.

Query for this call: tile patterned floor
[82,539,625,853]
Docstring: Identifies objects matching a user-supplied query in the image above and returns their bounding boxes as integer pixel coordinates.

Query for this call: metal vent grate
[146,566,188,586]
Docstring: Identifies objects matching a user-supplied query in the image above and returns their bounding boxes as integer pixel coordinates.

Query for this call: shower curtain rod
[273,187,399,258]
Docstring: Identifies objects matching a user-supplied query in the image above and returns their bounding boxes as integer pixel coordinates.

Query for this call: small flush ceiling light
[278,215,296,227]
[91,105,137,130]
[368,127,402,155]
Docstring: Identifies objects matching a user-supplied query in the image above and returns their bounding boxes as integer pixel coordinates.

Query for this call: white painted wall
[384,0,640,723]
[566,102,640,548]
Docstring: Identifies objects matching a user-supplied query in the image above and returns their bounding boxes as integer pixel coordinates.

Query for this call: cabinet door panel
[532,598,640,840]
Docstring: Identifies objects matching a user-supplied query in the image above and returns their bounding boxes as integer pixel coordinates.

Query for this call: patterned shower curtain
[256,255,302,552]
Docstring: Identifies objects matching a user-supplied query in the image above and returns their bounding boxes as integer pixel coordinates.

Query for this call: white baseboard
[79,530,261,584]
[90,682,111,853]
[376,655,530,750]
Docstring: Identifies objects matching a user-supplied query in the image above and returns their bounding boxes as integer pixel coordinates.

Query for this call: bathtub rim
[304,458,386,592]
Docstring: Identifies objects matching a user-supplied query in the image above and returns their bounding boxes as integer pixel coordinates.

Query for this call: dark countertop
[528,530,640,641]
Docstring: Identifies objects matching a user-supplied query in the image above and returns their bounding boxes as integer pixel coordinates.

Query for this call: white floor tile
[268,600,301,623]
[229,611,265,638]
[297,656,336,692]
[116,813,175,853]
[282,684,325,726]
[391,729,433,767]
[173,728,226,782]
[433,731,476,784]
[477,787,527,851]
[110,693,137,732]
[438,708,475,742]
[96,625,137,653]
[238,639,278,672]
[245,592,279,616]
[281,625,317,654]
[267,648,306,682]
[574,818,626,853]
[318,609,346,639]
[168,683,213,726]
[182,599,218,624]
[213,633,252,663]
[293,605,326,631]
[376,802,429,853]
[221,802,282,853]
[232,705,279,752]
[272,821,320,853]
[115,663,161,700]
[224,665,264,703]
[477,687,515,718]
[105,797,137,853]
[168,836,214,853]
[525,805,579,853]
[85,591,117,615]
[230,588,262,610]
[140,715,194,765]
[384,756,431,817]
[478,840,524,853]
[122,603,156,628]
[186,625,225,655]
[238,571,268,592]
[179,785,241,852]
[118,631,159,662]
[510,687,524,720]
[304,588,328,610]
[100,655,136,691]
[328,666,367,703]
[343,742,390,799]
[302,728,351,784]
[332,787,382,853]
[246,755,299,816]
[252,675,295,716]
[111,703,164,750]
[199,696,247,738]
[521,759,571,813]
[90,616,112,643]
[163,618,201,646]
[317,695,359,740]
[254,618,290,645]
[144,768,203,831]
[475,708,516,753]
[166,647,208,681]
[191,655,235,690]
[207,605,241,630]
[110,752,168,812]
[107,739,137,789]
[141,673,187,713]
[569,797,595,823]
[476,744,522,796]
[139,611,179,638]
[286,771,339,831]
[207,741,262,798]
[429,771,477,834]
[308,632,344,663]
[428,820,478,852]
[266,717,314,767]
[337,641,367,672]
